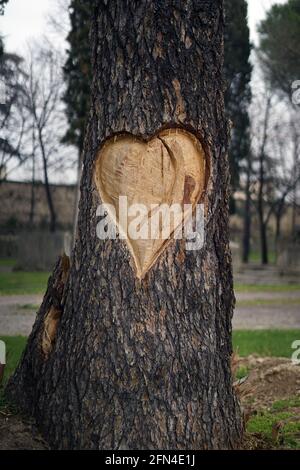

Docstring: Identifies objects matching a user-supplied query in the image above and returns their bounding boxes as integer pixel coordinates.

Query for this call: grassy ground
[248,251,276,264]
[233,330,300,357]
[0,258,17,267]
[247,398,300,449]
[0,336,27,385]
[237,298,300,307]
[0,272,50,295]
[0,258,50,296]
[235,283,300,292]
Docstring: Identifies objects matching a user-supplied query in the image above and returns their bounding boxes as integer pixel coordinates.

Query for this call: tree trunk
[29,158,36,226]
[7,0,243,449]
[274,207,282,263]
[38,129,56,233]
[259,219,268,265]
[257,154,268,264]
[257,155,268,263]
[29,126,36,226]
[242,153,252,263]
[72,150,83,247]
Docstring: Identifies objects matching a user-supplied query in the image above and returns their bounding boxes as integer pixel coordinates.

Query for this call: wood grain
[95,129,206,278]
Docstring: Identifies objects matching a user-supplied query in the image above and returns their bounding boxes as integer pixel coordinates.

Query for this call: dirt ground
[0,356,300,450]
[238,356,300,409]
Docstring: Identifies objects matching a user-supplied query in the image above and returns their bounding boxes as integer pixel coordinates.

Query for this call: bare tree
[23,44,76,232]
[242,147,252,263]
[0,51,28,182]
[249,91,273,264]
[47,0,71,37]
[248,84,300,264]
[270,116,300,253]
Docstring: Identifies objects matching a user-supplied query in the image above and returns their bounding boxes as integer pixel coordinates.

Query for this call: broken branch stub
[94,128,206,278]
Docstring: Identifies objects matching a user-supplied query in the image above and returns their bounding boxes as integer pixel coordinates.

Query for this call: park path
[0,291,300,335]
[0,295,42,336]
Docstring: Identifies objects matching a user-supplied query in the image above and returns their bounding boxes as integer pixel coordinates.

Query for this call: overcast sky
[0,0,287,55]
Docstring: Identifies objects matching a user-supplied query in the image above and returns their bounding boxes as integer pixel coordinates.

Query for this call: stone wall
[0,180,76,231]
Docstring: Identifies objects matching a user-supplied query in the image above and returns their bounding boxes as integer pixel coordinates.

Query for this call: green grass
[0,336,27,386]
[249,251,276,264]
[237,298,300,307]
[235,283,300,293]
[272,397,300,411]
[0,258,16,267]
[247,398,300,449]
[233,330,300,357]
[0,336,27,411]
[0,271,50,295]
[236,365,249,380]
[19,303,39,310]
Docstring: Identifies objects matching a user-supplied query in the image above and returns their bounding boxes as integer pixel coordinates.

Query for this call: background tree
[248,88,300,264]
[257,0,300,249]
[62,0,92,155]
[258,0,300,100]
[0,0,9,15]
[22,45,76,232]
[62,0,92,238]
[224,0,252,215]
[0,48,27,182]
[7,0,242,449]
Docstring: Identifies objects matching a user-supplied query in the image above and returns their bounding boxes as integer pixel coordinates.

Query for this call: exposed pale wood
[94,129,206,278]
[41,306,61,358]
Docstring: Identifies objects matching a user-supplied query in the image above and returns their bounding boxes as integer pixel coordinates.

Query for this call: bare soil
[0,413,48,450]
[239,356,300,409]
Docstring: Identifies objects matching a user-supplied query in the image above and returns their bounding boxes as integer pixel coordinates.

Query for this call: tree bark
[7,0,243,449]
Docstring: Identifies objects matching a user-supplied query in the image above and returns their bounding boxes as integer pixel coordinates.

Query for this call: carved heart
[94,129,206,279]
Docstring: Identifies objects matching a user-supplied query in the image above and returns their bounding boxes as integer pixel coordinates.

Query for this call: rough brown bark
[7,0,243,449]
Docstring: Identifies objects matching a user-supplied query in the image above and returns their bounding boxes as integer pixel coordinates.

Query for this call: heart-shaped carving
[94,129,206,279]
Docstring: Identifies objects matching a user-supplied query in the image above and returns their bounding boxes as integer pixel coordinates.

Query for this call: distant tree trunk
[292,143,298,239]
[29,170,35,227]
[29,128,36,226]
[274,203,284,262]
[7,0,242,449]
[242,153,252,263]
[257,175,268,264]
[38,129,56,232]
[259,218,268,264]
[292,193,297,239]
[257,97,271,265]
